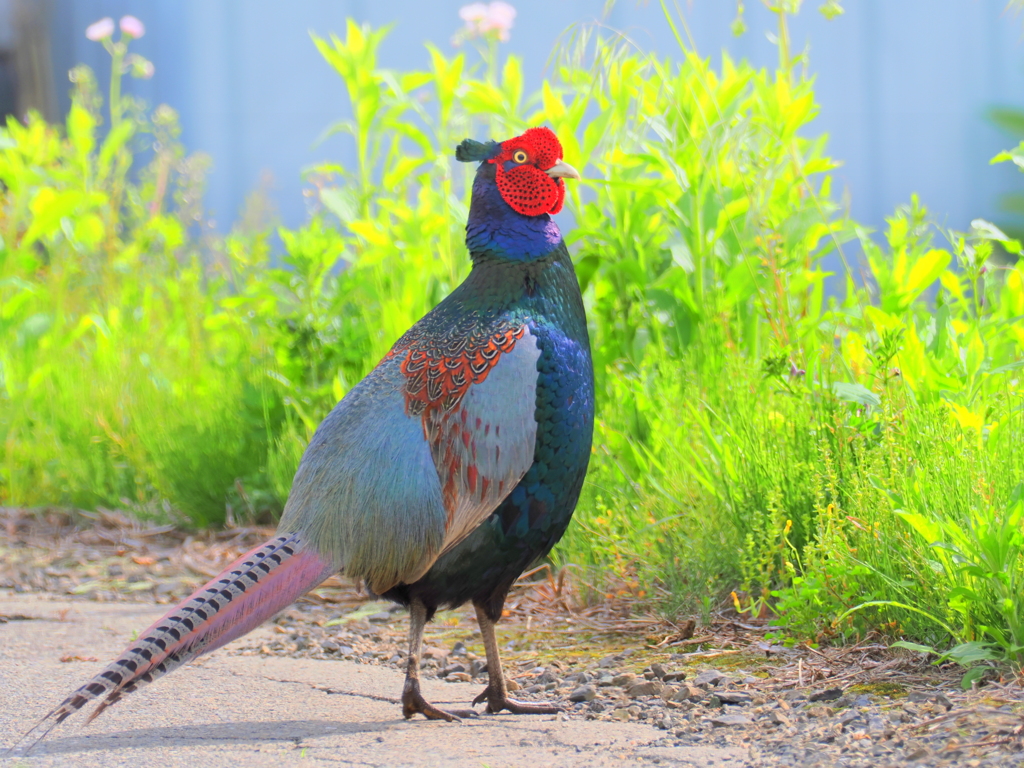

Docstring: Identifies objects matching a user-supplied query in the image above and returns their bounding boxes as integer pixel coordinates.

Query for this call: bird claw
[402,685,477,722]
[472,684,564,715]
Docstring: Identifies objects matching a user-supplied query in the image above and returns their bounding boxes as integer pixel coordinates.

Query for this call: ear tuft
[455,138,499,163]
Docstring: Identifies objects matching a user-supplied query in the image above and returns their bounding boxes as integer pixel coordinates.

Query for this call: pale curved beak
[545,160,581,181]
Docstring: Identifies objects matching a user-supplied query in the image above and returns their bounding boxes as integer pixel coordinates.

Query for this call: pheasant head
[456,127,580,217]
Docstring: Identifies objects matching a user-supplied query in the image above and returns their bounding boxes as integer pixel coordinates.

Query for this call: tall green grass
[4,5,1024,669]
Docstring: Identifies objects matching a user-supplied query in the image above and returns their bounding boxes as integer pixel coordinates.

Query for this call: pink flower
[119,15,145,39]
[459,3,489,23]
[481,1,516,40]
[456,1,516,42]
[85,17,115,41]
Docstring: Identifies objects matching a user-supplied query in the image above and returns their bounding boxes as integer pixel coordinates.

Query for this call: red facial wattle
[490,127,568,217]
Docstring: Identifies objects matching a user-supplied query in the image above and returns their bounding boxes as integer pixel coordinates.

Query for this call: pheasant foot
[471,600,564,715]
[472,683,563,714]
[402,680,477,722]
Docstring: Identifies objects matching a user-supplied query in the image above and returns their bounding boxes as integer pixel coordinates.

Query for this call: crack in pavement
[232,667,478,709]
[259,675,402,705]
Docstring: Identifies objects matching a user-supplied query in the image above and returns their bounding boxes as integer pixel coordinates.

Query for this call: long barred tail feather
[10,532,335,754]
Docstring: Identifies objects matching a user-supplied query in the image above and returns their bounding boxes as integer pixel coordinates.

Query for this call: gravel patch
[241,601,1024,768]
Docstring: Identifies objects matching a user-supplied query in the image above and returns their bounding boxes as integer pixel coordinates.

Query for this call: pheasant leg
[471,601,563,715]
[402,599,477,722]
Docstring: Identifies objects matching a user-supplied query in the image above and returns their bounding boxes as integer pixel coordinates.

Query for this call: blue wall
[48,1,1024,239]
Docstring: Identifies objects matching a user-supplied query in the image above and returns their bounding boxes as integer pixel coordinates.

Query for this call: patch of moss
[848,682,906,698]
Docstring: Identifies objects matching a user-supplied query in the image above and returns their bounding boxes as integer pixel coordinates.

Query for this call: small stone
[612,707,632,721]
[367,612,391,623]
[442,663,467,676]
[588,700,606,713]
[597,654,619,668]
[451,641,467,657]
[663,672,687,682]
[806,706,835,718]
[770,710,791,726]
[569,685,597,702]
[597,675,615,687]
[627,681,663,698]
[837,710,860,726]
[566,671,591,684]
[612,673,637,687]
[716,691,751,705]
[852,694,872,707]
[710,714,751,728]
[321,641,340,652]
[524,684,543,694]
[446,672,471,682]
[506,679,521,692]
[867,715,888,733]
[808,687,843,702]
[650,663,668,679]
[673,684,703,702]
[908,691,952,710]
[905,747,930,761]
[693,669,726,688]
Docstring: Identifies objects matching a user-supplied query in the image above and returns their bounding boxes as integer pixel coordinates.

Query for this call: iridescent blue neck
[465,165,563,263]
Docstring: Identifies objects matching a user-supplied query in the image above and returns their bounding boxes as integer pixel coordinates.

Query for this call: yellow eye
[512,150,528,164]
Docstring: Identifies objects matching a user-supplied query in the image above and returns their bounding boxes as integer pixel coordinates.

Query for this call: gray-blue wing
[278,325,540,594]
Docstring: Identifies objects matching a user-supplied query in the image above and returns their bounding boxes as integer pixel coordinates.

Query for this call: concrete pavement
[0,594,748,767]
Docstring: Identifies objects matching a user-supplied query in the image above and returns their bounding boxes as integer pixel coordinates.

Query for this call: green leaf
[320,188,358,225]
[903,248,951,299]
[945,641,1000,665]
[896,510,942,546]
[961,667,989,690]
[501,55,523,112]
[831,382,881,407]
[991,141,1024,169]
[989,106,1024,138]
[971,219,1021,253]
[67,103,95,160]
[669,237,694,272]
[891,641,935,654]
[22,188,84,246]
[97,118,135,178]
